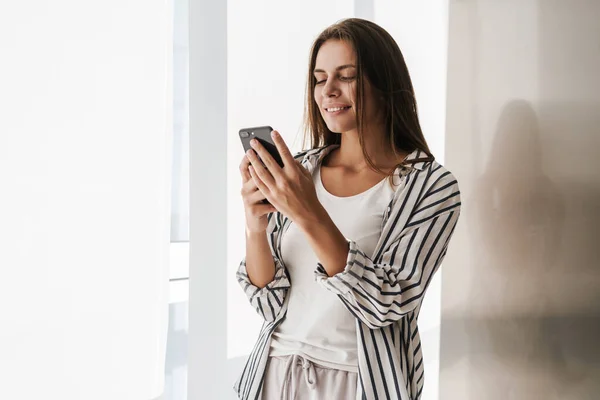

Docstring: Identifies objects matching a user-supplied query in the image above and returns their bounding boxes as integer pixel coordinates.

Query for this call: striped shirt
[234,145,461,400]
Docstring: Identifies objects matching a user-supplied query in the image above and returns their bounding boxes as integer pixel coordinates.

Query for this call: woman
[234,18,461,400]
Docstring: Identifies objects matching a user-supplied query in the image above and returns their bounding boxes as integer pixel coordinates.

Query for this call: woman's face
[313,39,380,134]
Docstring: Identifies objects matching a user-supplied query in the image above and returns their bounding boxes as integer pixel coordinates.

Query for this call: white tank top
[269,159,395,372]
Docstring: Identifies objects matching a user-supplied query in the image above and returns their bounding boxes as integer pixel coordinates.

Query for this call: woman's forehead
[315,40,356,71]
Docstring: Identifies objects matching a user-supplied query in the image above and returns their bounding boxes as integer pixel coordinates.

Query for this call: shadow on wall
[470,100,566,398]
[440,1,600,398]
[442,98,600,399]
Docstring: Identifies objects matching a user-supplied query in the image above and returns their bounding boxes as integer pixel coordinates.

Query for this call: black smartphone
[239,125,284,168]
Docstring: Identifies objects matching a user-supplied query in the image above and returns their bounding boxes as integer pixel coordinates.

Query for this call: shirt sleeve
[236,250,290,323]
[235,150,311,322]
[314,171,461,329]
[235,210,292,322]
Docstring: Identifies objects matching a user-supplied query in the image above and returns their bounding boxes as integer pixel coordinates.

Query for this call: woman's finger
[239,155,252,183]
[241,173,270,200]
[244,185,268,205]
[241,177,258,195]
[271,130,295,167]
[247,149,275,188]
[249,165,271,198]
[249,139,283,181]
[248,202,277,218]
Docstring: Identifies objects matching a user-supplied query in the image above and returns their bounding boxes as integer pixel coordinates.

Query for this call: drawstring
[279,354,317,400]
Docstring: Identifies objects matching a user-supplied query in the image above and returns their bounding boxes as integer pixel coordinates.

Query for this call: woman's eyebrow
[313,64,356,73]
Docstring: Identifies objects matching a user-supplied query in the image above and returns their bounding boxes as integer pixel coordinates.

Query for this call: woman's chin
[324,120,355,135]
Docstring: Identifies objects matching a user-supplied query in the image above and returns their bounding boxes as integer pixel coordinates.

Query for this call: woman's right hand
[240,154,278,233]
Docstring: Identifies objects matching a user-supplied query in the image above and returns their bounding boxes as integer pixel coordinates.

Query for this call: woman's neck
[325,128,406,172]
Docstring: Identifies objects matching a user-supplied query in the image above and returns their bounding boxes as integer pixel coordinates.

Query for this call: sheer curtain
[0,1,172,399]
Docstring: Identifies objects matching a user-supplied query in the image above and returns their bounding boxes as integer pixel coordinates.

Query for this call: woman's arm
[308,169,461,329]
[295,206,350,277]
[244,228,276,289]
[236,212,291,323]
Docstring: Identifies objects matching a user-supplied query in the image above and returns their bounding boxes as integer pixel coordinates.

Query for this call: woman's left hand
[246,129,324,228]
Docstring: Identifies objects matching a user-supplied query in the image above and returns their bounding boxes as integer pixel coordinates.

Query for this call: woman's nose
[322,81,340,98]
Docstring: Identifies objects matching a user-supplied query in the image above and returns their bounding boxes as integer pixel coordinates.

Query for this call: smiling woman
[313,53,359,133]
[233,18,461,400]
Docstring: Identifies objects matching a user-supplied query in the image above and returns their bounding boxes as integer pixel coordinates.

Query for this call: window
[164,1,189,400]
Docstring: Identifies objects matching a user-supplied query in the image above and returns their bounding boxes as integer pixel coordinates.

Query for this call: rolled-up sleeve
[236,254,290,322]
[314,171,461,329]
[236,151,311,322]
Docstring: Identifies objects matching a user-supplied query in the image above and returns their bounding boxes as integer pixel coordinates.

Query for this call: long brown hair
[303,18,434,178]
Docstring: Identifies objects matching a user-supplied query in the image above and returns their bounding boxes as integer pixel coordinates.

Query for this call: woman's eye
[314,76,355,85]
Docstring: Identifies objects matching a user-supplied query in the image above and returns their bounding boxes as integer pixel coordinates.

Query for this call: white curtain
[0,1,172,399]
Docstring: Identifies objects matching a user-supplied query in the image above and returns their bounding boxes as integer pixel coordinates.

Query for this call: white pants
[260,354,358,400]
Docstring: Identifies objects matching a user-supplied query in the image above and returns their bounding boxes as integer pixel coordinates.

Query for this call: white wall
[188,0,228,399]
[0,1,172,399]
[440,0,600,398]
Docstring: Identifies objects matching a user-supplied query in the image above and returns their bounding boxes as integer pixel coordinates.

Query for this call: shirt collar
[402,148,429,171]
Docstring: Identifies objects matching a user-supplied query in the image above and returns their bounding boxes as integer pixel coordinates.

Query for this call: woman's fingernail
[271,131,278,139]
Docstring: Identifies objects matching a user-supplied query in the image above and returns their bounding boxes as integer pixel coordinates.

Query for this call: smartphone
[239,125,284,168]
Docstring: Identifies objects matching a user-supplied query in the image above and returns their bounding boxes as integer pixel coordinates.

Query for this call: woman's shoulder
[393,150,460,194]
[398,159,461,215]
